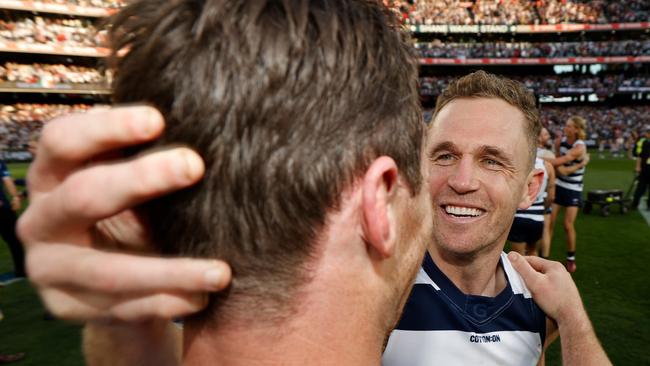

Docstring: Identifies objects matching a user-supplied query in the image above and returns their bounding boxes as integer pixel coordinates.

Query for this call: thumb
[507,251,541,289]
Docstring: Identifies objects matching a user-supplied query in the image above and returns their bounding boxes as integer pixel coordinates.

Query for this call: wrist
[556,304,592,335]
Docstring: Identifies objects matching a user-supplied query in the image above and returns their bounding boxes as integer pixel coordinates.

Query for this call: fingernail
[508,252,519,261]
[140,107,163,138]
[204,268,224,290]
[181,150,205,182]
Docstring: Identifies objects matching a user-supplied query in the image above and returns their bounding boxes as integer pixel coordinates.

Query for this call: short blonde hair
[568,116,587,140]
[432,71,541,170]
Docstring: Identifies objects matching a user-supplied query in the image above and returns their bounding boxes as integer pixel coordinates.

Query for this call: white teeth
[445,205,482,217]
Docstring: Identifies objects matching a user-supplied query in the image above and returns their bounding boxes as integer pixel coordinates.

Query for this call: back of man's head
[108,0,423,326]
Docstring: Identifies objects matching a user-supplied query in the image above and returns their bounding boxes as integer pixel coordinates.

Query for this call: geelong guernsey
[514,157,547,222]
[556,138,585,192]
[383,252,546,366]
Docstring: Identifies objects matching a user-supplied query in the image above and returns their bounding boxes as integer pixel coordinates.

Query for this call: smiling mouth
[443,205,485,218]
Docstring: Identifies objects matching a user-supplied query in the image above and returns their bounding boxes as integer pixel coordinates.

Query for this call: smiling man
[383,71,551,366]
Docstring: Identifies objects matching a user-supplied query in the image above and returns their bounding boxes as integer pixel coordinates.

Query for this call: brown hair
[432,71,541,169]
[568,116,587,140]
[108,0,423,325]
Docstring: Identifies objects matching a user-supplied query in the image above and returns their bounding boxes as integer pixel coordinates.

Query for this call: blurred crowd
[416,39,650,58]
[0,16,103,49]
[420,75,650,96]
[542,105,650,156]
[30,0,126,9]
[386,0,650,25]
[0,62,107,85]
[0,104,92,150]
[423,104,649,156]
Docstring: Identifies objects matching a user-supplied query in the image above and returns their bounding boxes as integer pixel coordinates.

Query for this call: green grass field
[0,155,648,365]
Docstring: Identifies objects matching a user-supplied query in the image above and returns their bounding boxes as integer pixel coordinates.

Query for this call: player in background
[631,125,650,210]
[535,127,587,259]
[546,116,589,273]
[508,156,552,257]
[535,128,555,258]
[0,155,24,283]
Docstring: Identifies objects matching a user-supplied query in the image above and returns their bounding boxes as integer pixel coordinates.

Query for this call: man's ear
[361,156,399,259]
[518,167,544,210]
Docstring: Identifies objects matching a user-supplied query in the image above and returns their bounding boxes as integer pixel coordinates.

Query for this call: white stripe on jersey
[501,252,532,299]
[414,267,440,290]
[556,139,585,192]
[515,157,547,221]
[514,213,544,222]
[383,330,542,366]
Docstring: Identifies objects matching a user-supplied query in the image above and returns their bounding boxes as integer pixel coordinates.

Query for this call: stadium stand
[0,62,106,85]
[416,39,650,58]
[407,0,649,156]
[0,104,92,150]
[386,0,649,25]
[0,15,102,48]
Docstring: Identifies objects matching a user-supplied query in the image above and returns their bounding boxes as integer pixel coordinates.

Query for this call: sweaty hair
[432,71,541,170]
[108,0,423,325]
[568,116,587,140]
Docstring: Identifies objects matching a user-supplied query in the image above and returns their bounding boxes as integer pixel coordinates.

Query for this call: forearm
[3,177,18,198]
[547,155,570,167]
[83,320,182,366]
[557,164,580,176]
[558,308,611,366]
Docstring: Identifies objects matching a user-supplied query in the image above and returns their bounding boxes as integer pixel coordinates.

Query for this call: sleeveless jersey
[382,252,547,366]
[514,157,547,222]
[556,138,585,192]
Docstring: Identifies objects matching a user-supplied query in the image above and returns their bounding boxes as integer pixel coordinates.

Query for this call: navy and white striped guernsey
[556,138,585,192]
[383,252,546,366]
[514,157,547,222]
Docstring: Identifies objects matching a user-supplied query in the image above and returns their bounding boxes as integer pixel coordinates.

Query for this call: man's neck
[428,244,507,297]
[182,206,388,366]
[183,308,383,366]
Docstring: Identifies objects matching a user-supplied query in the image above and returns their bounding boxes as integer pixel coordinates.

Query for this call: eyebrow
[428,142,516,168]
[477,145,516,168]
[428,141,459,160]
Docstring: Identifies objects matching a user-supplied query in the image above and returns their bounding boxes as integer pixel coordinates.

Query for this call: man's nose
[447,157,479,193]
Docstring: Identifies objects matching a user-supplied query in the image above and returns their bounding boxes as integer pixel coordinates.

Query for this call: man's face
[564,120,577,138]
[426,98,533,257]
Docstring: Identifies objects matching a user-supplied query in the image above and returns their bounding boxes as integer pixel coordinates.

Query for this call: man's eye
[484,158,502,167]
[431,153,456,165]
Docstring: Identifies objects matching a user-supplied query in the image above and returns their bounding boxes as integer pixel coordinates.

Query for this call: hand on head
[17,105,231,322]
